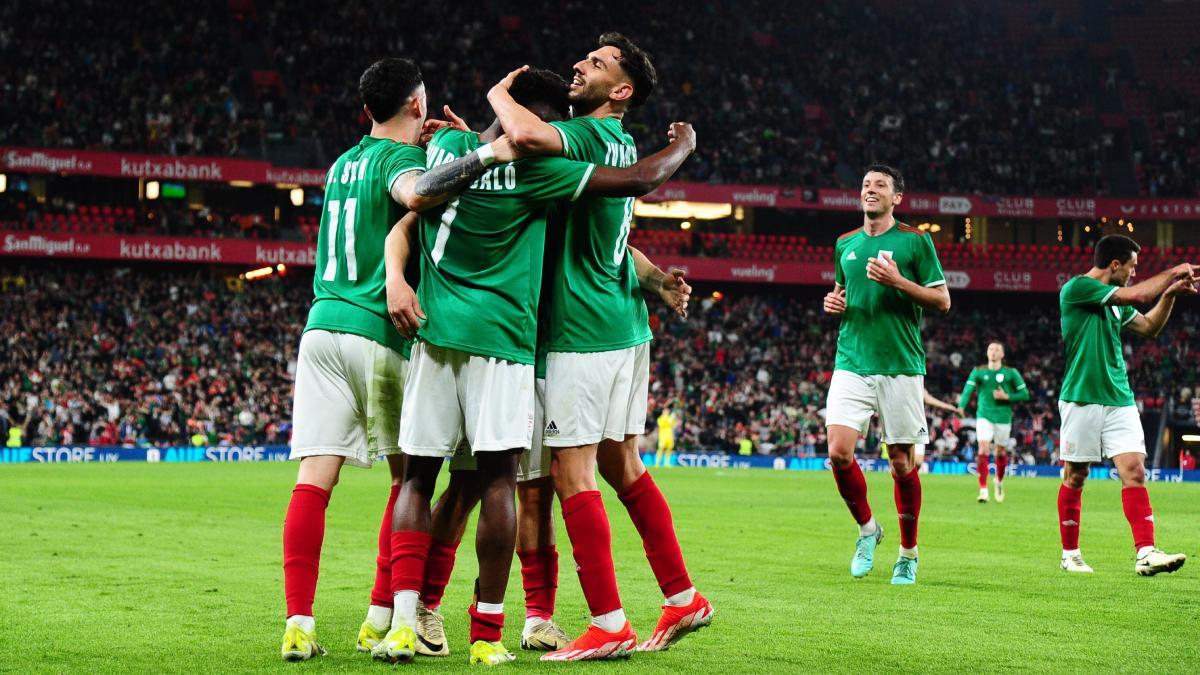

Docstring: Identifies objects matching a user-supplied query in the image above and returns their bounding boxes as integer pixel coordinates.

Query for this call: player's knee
[1120,465,1146,487]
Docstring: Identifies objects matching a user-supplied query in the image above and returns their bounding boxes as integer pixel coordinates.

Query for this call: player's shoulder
[894,221,929,237]
[836,227,862,242]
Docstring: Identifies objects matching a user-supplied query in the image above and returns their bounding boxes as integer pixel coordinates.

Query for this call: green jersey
[305,136,424,357]
[958,366,1029,423]
[1059,275,1138,407]
[545,116,650,353]
[416,128,595,365]
[833,222,946,375]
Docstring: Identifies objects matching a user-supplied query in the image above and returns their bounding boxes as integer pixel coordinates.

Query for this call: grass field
[2,463,1198,674]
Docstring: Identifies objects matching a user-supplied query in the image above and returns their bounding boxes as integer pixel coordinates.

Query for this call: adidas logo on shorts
[544,420,560,437]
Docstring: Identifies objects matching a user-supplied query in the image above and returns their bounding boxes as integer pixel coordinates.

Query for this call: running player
[280,57,518,662]
[488,35,713,659]
[1056,234,1192,575]
[958,342,1029,503]
[371,67,698,665]
[655,405,679,467]
[822,164,950,586]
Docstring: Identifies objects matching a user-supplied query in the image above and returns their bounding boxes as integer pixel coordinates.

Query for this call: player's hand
[443,105,470,131]
[659,268,691,318]
[418,119,445,147]
[387,277,425,339]
[668,122,697,154]
[823,287,846,314]
[992,388,1009,401]
[1170,262,1197,280]
[1165,276,1198,298]
[866,255,903,288]
[489,135,521,163]
[954,407,966,416]
[495,65,530,92]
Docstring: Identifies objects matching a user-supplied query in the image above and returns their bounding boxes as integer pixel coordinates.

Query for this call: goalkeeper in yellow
[655,405,679,467]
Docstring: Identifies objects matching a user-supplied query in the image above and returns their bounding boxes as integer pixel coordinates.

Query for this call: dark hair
[864,163,905,192]
[1094,234,1141,268]
[509,68,571,120]
[598,32,657,108]
[359,58,422,123]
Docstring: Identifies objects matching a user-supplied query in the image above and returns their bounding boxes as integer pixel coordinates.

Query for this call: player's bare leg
[543,444,636,661]
[1058,461,1092,572]
[993,444,1009,502]
[976,440,991,502]
[598,435,712,651]
[828,424,882,577]
[413,470,481,657]
[281,455,344,660]
[888,443,921,585]
[359,455,407,653]
[516,476,571,650]
[1112,452,1186,575]
[466,450,520,664]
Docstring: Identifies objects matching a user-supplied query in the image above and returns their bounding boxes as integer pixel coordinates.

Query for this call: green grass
[2,464,1199,674]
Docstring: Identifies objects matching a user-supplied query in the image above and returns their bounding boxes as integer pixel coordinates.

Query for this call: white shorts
[976,418,1012,447]
[1058,401,1145,463]
[290,330,408,468]
[825,370,929,445]
[399,341,534,457]
[543,343,650,447]
[449,378,550,482]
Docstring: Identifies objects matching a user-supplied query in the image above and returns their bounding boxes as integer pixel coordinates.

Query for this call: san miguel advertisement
[0,147,327,187]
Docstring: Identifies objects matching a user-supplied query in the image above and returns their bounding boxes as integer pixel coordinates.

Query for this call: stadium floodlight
[229,180,255,188]
[680,221,692,230]
[290,188,304,207]
[0,174,6,193]
[145,181,161,200]
[243,266,275,280]
[1182,434,1200,443]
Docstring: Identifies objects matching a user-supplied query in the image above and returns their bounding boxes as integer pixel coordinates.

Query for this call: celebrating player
[822,164,950,586]
[280,57,518,662]
[1055,234,1192,575]
[370,67,698,665]
[488,34,713,660]
[958,342,1029,503]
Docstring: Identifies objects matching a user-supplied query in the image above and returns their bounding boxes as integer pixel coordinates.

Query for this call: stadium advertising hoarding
[6,146,1200,220]
[4,445,1198,482]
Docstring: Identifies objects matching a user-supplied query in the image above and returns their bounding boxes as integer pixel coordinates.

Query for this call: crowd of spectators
[2,0,1196,197]
[2,265,1198,460]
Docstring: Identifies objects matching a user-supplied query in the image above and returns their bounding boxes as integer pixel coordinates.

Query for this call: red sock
[618,472,693,597]
[389,530,432,595]
[976,453,989,488]
[420,538,461,609]
[893,469,921,549]
[283,483,330,617]
[1058,484,1082,550]
[561,491,622,616]
[1121,486,1155,550]
[996,452,1008,482]
[468,604,504,643]
[517,546,558,620]
[370,485,401,607]
[832,461,872,525]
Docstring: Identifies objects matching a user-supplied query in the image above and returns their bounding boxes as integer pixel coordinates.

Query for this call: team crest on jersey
[996,373,1005,382]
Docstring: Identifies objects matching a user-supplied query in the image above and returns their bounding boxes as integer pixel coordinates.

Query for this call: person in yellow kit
[6,424,23,448]
[655,405,678,467]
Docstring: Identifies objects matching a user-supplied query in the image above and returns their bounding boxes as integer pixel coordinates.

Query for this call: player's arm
[389,137,519,211]
[583,123,697,197]
[823,242,847,315]
[866,256,951,313]
[1125,275,1197,337]
[957,373,977,411]
[629,246,691,318]
[1111,263,1195,305]
[384,212,423,338]
[1006,371,1031,402]
[487,66,564,155]
[924,390,962,415]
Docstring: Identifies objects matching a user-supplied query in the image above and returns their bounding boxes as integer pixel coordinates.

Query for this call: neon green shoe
[371,625,417,663]
[281,623,326,662]
[470,640,516,666]
[356,620,388,653]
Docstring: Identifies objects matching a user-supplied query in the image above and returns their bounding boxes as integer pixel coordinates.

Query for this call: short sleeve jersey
[416,129,595,365]
[305,136,424,358]
[959,366,1028,423]
[545,116,651,353]
[1059,275,1138,406]
[833,222,946,375]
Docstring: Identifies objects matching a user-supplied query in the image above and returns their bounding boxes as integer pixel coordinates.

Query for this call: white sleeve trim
[1102,286,1119,305]
[1122,310,1140,326]
[387,167,424,194]
[570,164,596,201]
[554,124,570,156]
[924,279,947,287]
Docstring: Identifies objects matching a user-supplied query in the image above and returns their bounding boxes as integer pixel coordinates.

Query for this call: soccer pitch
[2,464,1198,674]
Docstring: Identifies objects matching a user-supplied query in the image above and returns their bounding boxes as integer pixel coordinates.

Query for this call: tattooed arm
[389,135,520,211]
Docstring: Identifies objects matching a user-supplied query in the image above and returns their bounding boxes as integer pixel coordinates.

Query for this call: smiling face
[861,171,902,218]
[568,45,633,111]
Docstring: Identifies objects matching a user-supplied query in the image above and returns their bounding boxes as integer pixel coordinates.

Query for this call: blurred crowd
[2,1,1197,197]
[2,266,1197,459]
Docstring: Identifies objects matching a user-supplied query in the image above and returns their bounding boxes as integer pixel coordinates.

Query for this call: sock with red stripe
[283,483,330,617]
[561,491,622,616]
[996,452,1008,482]
[421,538,461,610]
[469,603,505,643]
[832,461,873,525]
[1121,486,1155,551]
[618,472,693,598]
[369,485,401,609]
[977,453,989,488]
[1058,484,1082,551]
[517,546,558,620]
[893,469,922,549]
